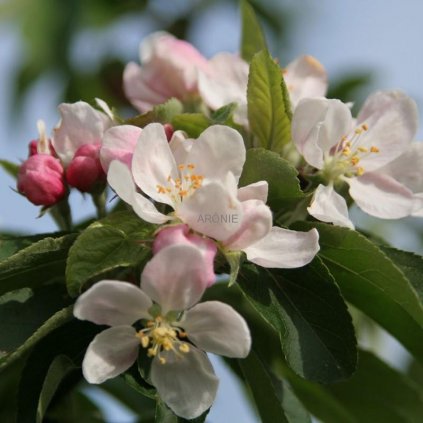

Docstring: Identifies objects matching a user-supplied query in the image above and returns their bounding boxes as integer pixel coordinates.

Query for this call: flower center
[156,163,204,205]
[136,316,190,364]
[323,123,380,180]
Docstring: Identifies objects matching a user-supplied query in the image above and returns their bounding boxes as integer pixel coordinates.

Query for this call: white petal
[169,130,193,165]
[378,141,423,193]
[82,326,139,384]
[74,280,152,326]
[186,125,246,184]
[53,101,112,165]
[223,199,272,250]
[177,179,243,241]
[198,52,248,110]
[412,193,423,217]
[132,123,178,206]
[141,244,208,313]
[183,301,251,358]
[244,227,320,268]
[284,55,328,108]
[108,160,169,224]
[151,347,218,420]
[237,181,268,202]
[307,184,354,229]
[347,172,415,219]
[100,125,142,172]
[356,91,418,171]
[292,98,352,169]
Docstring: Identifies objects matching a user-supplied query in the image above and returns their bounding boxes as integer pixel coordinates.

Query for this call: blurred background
[1,0,422,421]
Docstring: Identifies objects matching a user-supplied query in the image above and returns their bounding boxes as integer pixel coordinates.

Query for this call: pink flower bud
[17,154,66,206]
[66,144,106,192]
[164,123,174,141]
[153,224,217,286]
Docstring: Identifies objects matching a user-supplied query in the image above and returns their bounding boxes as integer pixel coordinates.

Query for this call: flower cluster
[12,28,423,419]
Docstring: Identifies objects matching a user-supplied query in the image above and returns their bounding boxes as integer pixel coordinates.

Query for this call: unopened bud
[66,144,106,192]
[17,154,66,206]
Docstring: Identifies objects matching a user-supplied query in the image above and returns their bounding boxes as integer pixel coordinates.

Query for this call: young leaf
[66,211,155,297]
[239,148,304,210]
[239,351,289,423]
[210,102,237,124]
[238,258,357,383]
[0,233,77,296]
[293,222,423,363]
[240,0,267,62]
[0,159,20,179]
[328,350,423,423]
[171,113,210,138]
[247,50,292,154]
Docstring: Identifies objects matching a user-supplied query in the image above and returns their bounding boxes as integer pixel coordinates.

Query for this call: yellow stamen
[355,128,363,135]
[187,163,195,170]
[358,147,369,153]
[361,123,369,131]
[159,357,166,365]
[357,167,365,176]
[351,156,360,166]
[370,146,380,153]
[179,343,190,353]
[178,164,185,170]
[342,147,351,156]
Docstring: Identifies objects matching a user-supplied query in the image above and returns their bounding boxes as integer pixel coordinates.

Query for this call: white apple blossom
[52,101,114,166]
[74,244,251,420]
[223,181,320,268]
[107,123,245,241]
[292,91,419,227]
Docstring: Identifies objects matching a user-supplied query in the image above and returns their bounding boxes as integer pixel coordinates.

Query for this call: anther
[159,357,167,365]
[370,146,380,153]
[179,343,190,353]
[351,156,360,166]
[357,167,365,176]
[358,147,369,153]
[361,124,369,131]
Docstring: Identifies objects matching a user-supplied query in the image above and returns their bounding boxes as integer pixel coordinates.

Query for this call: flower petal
[186,125,246,184]
[151,346,218,420]
[356,91,418,171]
[223,199,272,250]
[347,172,415,219]
[243,227,320,268]
[307,184,354,229]
[237,181,268,202]
[284,55,328,108]
[74,280,152,326]
[378,141,423,193]
[292,98,352,169]
[100,125,142,172]
[141,244,208,313]
[107,161,169,224]
[53,101,112,165]
[131,123,178,205]
[82,326,139,384]
[182,301,251,358]
[177,178,243,241]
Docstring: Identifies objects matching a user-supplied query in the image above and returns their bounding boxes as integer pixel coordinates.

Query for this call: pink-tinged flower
[66,144,106,192]
[283,55,327,108]
[223,181,320,268]
[292,91,419,227]
[52,101,113,167]
[17,154,66,206]
[74,244,251,420]
[107,123,245,241]
[198,54,327,126]
[123,32,210,112]
[153,224,217,286]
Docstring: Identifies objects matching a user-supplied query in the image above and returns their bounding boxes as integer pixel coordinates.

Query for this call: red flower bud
[17,154,66,206]
[66,144,106,193]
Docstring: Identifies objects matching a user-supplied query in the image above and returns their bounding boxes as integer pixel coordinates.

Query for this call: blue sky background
[1,1,422,421]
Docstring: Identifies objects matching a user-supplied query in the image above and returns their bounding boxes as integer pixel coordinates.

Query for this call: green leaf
[0,159,20,179]
[16,318,101,423]
[210,102,237,124]
[0,233,77,296]
[240,0,267,62]
[247,50,292,154]
[327,350,423,423]
[239,148,304,210]
[126,98,184,127]
[0,284,71,355]
[66,211,155,297]
[239,351,289,423]
[0,305,73,370]
[238,258,357,383]
[0,233,57,261]
[381,246,423,302]
[156,401,177,423]
[294,222,423,363]
[171,113,210,138]
[37,355,77,423]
